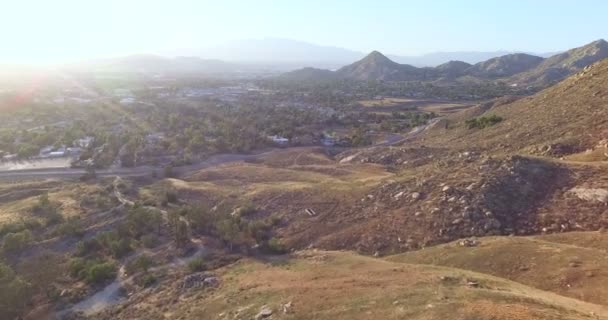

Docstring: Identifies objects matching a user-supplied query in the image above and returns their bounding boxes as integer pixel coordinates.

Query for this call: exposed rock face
[568,188,608,203]
[181,273,218,290]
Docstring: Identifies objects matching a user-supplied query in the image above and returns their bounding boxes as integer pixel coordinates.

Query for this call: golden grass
[154,250,608,320]
[388,232,608,307]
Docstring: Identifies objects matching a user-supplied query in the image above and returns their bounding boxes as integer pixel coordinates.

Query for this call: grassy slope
[116,250,607,320]
[422,59,608,154]
[389,232,608,306]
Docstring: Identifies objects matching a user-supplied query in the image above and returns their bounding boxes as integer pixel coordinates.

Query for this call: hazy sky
[2,0,607,64]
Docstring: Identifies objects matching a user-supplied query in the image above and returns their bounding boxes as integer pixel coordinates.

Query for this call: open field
[357,98,475,115]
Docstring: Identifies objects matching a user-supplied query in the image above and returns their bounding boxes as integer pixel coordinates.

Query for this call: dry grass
[358,97,417,107]
[127,250,608,320]
[389,231,608,306]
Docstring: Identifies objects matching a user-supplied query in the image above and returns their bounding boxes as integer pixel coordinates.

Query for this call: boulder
[181,272,217,290]
[256,306,273,319]
[568,187,608,203]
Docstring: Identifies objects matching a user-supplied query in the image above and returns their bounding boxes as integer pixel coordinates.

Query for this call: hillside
[279,67,338,81]
[91,250,608,320]
[335,51,430,81]
[434,60,473,79]
[466,53,544,78]
[513,39,608,85]
[423,57,608,154]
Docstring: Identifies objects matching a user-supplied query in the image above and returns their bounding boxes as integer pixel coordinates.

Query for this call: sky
[1,0,607,64]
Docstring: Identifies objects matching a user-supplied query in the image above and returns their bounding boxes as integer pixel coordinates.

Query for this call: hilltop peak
[362,50,393,63]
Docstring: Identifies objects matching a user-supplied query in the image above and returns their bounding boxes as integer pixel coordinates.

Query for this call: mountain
[172,38,364,69]
[466,53,544,78]
[167,38,559,69]
[279,67,337,81]
[335,51,432,81]
[434,60,473,78]
[512,39,608,85]
[390,51,514,66]
[282,40,608,85]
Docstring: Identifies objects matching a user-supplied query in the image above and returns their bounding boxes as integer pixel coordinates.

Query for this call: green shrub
[2,230,33,252]
[266,237,288,254]
[141,234,160,248]
[139,274,156,287]
[75,238,102,257]
[54,217,84,237]
[126,255,155,274]
[32,194,64,226]
[0,220,39,238]
[109,238,132,259]
[69,258,117,284]
[0,262,32,319]
[86,262,117,284]
[187,257,206,273]
[465,115,503,129]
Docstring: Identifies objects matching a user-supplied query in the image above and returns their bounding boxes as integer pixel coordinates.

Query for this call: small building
[74,136,94,148]
[268,135,289,146]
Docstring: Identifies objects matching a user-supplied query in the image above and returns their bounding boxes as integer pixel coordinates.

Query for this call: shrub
[141,234,160,248]
[109,238,132,259]
[465,115,503,129]
[187,257,206,273]
[85,262,117,284]
[75,238,102,257]
[0,220,40,238]
[266,237,288,254]
[139,274,156,287]
[0,262,32,319]
[2,230,33,252]
[54,217,84,237]
[32,194,63,226]
[126,255,155,274]
[69,258,117,284]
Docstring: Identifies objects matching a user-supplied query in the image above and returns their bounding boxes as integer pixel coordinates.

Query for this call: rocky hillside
[511,39,608,85]
[467,53,544,78]
[335,51,429,81]
[434,60,473,79]
[424,58,608,155]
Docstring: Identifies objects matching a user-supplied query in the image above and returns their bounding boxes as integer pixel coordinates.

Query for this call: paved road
[0,148,298,181]
[0,120,439,181]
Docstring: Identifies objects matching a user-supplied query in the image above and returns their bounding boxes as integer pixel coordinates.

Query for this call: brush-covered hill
[466,53,544,78]
[434,60,473,79]
[279,67,338,81]
[335,51,432,81]
[424,57,608,155]
[512,39,608,85]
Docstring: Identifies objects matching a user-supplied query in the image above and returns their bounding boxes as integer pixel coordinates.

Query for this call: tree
[216,218,240,252]
[168,212,189,248]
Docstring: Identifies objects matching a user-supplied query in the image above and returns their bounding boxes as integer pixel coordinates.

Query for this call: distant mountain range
[163,38,557,69]
[282,39,608,86]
